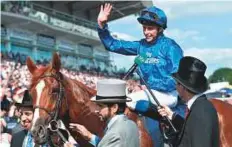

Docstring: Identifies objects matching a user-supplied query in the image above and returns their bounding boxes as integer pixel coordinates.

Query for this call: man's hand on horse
[157,105,174,120]
[97,3,113,28]
[69,123,93,141]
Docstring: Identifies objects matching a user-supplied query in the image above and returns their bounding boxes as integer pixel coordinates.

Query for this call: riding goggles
[140,11,159,21]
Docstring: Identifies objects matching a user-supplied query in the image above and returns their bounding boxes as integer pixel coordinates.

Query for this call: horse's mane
[67,78,97,100]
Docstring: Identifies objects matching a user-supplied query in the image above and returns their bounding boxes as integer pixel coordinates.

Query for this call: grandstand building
[1,1,152,74]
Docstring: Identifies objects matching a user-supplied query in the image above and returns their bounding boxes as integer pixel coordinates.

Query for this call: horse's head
[27,53,68,145]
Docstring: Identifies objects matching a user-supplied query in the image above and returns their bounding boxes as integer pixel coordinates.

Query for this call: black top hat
[15,90,33,108]
[172,56,208,94]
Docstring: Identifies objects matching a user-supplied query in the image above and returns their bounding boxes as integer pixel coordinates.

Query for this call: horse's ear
[51,52,61,72]
[26,57,37,74]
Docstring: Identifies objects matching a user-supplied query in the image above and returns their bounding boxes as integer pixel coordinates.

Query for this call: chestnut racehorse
[27,52,153,147]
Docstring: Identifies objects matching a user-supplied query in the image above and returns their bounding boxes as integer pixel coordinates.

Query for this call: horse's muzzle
[31,118,49,145]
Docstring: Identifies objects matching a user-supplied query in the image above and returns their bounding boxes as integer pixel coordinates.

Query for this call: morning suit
[97,115,140,147]
[10,129,28,147]
[173,95,219,147]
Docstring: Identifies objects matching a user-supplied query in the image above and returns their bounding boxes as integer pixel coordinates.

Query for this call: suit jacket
[97,115,140,147]
[10,129,28,147]
[173,95,219,147]
[11,123,24,135]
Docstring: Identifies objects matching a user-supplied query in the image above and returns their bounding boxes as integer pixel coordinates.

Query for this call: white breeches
[126,89,178,111]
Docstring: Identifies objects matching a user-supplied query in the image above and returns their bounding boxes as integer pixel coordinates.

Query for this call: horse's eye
[52,88,59,94]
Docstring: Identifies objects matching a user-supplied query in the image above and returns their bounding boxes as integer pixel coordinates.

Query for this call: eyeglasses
[141,11,159,21]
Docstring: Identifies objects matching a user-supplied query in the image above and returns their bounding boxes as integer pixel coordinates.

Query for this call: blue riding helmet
[137,6,167,29]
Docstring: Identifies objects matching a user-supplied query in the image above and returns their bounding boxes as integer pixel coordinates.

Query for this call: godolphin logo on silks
[145,57,159,64]
[136,52,160,64]
[134,53,148,65]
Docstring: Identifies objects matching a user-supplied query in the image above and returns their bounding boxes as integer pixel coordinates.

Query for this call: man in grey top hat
[64,79,140,147]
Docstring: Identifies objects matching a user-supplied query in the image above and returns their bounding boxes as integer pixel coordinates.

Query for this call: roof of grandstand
[31,1,153,22]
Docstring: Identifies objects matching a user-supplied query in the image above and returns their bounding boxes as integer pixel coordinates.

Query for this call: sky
[108,0,232,77]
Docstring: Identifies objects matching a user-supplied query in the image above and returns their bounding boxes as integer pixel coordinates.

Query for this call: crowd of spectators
[0,52,142,146]
[1,1,30,16]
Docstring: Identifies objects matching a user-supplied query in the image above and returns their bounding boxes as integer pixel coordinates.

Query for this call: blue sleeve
[162,40,183,89]
[89,134,101,147]
[97,24,140,55]
[167,41,183,73]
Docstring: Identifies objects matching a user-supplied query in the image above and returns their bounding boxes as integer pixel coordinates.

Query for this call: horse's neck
[125,108,138,122]
[124,108,145,127]
[72,78,96,98]
[64,77,104,136]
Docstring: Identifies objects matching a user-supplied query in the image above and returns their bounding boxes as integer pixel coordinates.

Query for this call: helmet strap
[158,27,164,34]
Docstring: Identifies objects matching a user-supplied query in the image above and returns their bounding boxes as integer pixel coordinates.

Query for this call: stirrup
[159,119,178,146]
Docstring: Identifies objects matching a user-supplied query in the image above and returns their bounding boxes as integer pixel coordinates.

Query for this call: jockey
[98,4,183,111]
[97,3,184,147]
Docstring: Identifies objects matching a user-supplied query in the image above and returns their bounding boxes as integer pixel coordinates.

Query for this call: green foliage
[208,68,232,84]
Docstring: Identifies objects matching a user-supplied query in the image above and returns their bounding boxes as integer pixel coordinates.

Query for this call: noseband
[33,72,68,143]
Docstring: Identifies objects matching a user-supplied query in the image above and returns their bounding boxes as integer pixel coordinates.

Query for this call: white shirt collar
[187,93,203,109]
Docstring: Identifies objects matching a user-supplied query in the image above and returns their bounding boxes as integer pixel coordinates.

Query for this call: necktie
[26,132,33,147]
[185,107,190,119]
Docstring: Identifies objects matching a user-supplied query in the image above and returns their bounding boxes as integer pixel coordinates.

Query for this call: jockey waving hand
[97,4,184,147]
[98,3,183,112]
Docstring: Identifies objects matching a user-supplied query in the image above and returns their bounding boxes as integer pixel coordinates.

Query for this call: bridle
[33,72,69,144]
[34,72,66,120]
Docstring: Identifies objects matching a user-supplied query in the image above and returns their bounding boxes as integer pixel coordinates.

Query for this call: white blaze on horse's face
[31,80,45,130]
